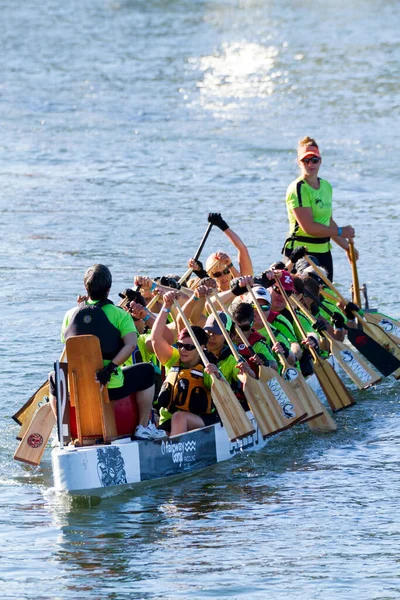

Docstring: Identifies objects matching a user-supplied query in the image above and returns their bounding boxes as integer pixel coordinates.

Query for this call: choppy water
[1,0,400,598]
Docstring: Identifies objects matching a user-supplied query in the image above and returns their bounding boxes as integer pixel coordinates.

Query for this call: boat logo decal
[161,439,196,466]
[267,377,296,419]
[97,447,127,487]
[27,433,43,448]
[379,318,400,337]
[340,350,370,383]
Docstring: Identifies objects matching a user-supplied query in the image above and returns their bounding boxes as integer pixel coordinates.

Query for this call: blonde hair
[205,252,231,275]
[297,136,319,155]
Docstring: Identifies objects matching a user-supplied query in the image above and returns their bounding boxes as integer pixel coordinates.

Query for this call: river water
[1,0,400,598]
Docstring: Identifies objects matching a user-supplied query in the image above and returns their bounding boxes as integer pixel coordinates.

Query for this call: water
[1,0,400,598]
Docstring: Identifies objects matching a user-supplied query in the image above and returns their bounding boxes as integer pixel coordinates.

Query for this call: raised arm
[208,213,253,276]
[150,291,179,365]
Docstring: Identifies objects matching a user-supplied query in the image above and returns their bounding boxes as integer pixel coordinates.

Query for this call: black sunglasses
[211,267,231,278]
[177,342,196,351]
[301,157,320,165]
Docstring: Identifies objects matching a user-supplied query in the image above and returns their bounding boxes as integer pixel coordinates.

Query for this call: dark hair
[270,261,286,271]
[178,326,208,347]
[230,302,254,322]
[302,276,320,297]
[84,264,112,300]
[293,276,304,295]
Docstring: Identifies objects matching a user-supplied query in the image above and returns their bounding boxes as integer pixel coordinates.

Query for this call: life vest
[156,362,212,415]
[64,300,124,360]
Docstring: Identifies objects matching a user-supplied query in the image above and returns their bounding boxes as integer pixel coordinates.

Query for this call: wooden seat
[66,335,118,445]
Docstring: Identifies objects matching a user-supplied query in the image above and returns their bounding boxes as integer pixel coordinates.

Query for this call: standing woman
[282,137,356,280]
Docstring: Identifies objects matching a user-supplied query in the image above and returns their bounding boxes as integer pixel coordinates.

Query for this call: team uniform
[283,176,334,279]
[61,299,155,400]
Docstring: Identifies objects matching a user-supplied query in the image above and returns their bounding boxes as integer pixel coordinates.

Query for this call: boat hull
[52,413,266,497]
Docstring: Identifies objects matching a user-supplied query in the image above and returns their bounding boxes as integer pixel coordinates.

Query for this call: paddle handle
[245,285,277,345]
[274,277,318,362]
[349,241,362,307]
[245,284,291,373]
[147,222,214,309]
[212,290,254,353]
[207,293,241,361]
[173,301,210,368]
[194,222,213,261]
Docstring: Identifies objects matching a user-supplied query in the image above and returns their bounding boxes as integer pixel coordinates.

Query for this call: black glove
[289,246,307,264]
[253,271,274,288]
[255,352,268,366]
[96,362,118,385]
[230,277,246,296]
[344,302,360,320]
[119,288,144,303]
[159,276,181,290]
[208,212,229,231]
[331,312,345,329]
[192,259,209,279]
[312,318,327,333]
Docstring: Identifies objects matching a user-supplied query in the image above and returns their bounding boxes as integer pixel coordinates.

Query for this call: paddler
[49,264,166,440]
[282,136,357,280]
[188,212,253,292]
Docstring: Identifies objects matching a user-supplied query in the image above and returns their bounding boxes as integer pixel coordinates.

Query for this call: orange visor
[298,146,321,161]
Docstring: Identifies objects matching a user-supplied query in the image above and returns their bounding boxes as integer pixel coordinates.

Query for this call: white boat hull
[52,413,267,497]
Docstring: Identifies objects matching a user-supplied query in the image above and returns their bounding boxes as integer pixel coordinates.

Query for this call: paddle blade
[328,338,381,389]
[346,328,400,377]
[284,368,337,432]
[258,366,307,430]
[312,356,355,412]
[242,375,286,438]
[210,376,255,441]
[363,313,400,344]
[16,382,50,440]
[14,403,56,466]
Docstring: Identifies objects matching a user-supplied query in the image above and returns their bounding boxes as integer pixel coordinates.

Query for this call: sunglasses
[177,342,196,351]
[211,267,231,278]
[237,320,254,332]
[301,157,321,165]
[273,286,293,297]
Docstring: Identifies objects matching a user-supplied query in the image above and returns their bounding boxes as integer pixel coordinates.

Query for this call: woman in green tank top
[283,136,357,280]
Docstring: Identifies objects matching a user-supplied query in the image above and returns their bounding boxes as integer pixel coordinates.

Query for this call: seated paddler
[151,290,222,437]
[49,264,166,441]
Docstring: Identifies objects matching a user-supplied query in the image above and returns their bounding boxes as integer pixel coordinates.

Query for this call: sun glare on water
[188,42,283,115]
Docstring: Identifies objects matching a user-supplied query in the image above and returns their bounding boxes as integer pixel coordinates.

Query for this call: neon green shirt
[286,177,333,253]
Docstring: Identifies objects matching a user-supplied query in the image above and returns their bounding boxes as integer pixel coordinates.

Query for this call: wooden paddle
[207,293,286,438]
[146,223,214,311]
[173,300,255,441]
[305,255,400,378]
[292,295,381,390]
[348,241,362,307]
[288,295,355,411]
[320,288,400,344]
[246,285,338,432]
[13,348,67,440]
[358,312,400,345]
[269,278,337,432]
[211,290,306,431]
[14,403,56,466]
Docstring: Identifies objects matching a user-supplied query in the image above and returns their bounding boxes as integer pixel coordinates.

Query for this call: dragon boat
[51,412,266,498]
